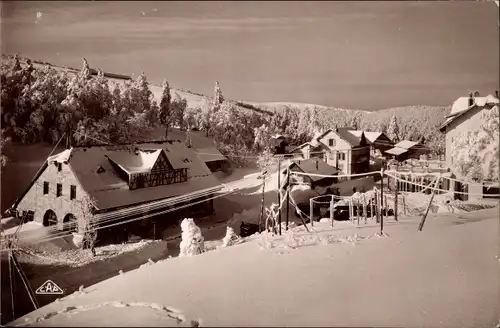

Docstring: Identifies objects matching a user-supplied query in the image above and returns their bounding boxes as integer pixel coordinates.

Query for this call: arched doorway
[63,213,78,232]
[43,210,58,227]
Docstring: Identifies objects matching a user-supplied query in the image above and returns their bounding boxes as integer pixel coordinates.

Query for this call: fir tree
[159,79,172,139]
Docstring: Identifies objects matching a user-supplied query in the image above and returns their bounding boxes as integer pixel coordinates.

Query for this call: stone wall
[16,161,89,233]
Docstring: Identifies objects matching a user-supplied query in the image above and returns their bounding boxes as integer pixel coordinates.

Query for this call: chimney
[468,92,474,107]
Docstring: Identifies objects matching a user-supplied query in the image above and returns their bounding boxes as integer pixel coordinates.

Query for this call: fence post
[330,196,334,227]
[277,158,281,235]
[395,171,399,222]
[403,194,407,216]
[310,198,314,228]
[286,168,290,231]
[363,194,367,224]
[356,200,360,225]
[380,168,385,234]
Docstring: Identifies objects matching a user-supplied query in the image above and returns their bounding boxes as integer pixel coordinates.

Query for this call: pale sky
[1,1,499,110]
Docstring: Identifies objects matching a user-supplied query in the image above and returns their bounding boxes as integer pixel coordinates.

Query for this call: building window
[338,152,346,161]
[57,163,62,172]
[328,139,335,147]
[56,183,62,197]
[43,181,49,195]
[70,185,76,200]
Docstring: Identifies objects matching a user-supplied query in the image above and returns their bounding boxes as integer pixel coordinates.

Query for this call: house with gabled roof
[293,128,370,178]
[439,91,499,172]
[385,139,430,162]
[347,130,394,155]
[12,140,223,239]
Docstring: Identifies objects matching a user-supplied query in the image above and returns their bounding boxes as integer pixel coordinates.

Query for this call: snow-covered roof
[348,130,382,143]
[385,147,408,156]
[106,149,163,174]
[47,148,72,163]
[16,141,222,211]
[394,140,418,150]
[440,94,499,132]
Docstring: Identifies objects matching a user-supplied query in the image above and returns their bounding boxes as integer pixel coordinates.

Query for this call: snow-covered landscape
[7,207,499,327]
[1,1,499,327]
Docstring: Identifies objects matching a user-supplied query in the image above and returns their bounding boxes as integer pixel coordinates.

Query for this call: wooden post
[370,193,375,219]
[380,168,385,234]
[375,189,380,223]
[403,194,407,216]
[363,194,367,224]
[330,196,334,227]
[8,249,15,319]
[356,200,360,225]
[286,168,290,231]
[418,175,441,231]
[310,198,314,227]
[153,222,156,240]
[277,158,282,235]
[10,252,39,311]
[349,198,353,223]
[259,178,265,233]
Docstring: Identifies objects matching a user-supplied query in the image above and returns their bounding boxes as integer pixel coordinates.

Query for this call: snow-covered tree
[12,54,22,72]
[171,93,188,131]
[185,129,193,148]
[179,218,205,257]
[451,105,499,182]
[253,124,273,151]
[1,129,10,168]
[214,80,224,105]
[386,114,400,143]
[221,226,240,247]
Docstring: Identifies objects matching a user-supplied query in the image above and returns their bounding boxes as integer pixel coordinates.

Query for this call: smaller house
[291,128,371,179]
[348,130,393,155]
[385,140,430,162]
[282,159,339,190]
[269,134,289,155]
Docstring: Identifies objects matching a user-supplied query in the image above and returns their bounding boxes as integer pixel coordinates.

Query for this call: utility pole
[259,171,267,233]
[380,167,385,235]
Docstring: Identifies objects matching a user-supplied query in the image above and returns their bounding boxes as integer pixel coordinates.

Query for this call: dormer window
[182,158,191,163]
[96,166,105,174]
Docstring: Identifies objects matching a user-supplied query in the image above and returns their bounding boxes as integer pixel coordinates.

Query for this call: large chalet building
[12,140,223,240]
[291,128,371,179]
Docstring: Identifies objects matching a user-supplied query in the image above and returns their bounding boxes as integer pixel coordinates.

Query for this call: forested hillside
[1,54,451,170]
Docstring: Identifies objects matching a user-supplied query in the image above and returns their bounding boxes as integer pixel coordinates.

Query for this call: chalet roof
[385,147,408,156]
[41,141,221,211]
[394,140,419,150]
[439,94,499,132]
[287,159,339,182]
[136,127,227,163]
[348,130,384,143]
[336,128,364,147]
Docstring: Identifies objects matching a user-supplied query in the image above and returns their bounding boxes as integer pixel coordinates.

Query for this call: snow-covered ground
[9,208,499,327]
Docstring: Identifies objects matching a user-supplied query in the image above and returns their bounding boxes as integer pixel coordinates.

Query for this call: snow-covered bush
[179,218,205,257]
